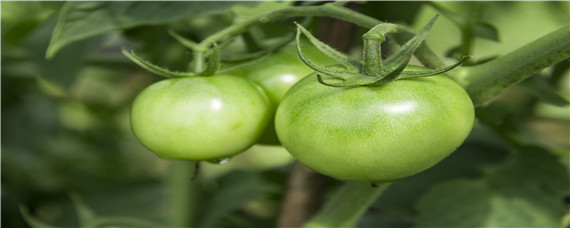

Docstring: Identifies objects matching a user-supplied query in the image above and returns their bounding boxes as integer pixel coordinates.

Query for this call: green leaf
[416,147,568,227]
[416,179,565,227]
[473,22,500,42]
[374,126,510,216]
[518,73,570,106]
[489,146,570,197]
[47,2,250,58]
[416,180,492,227]
[20,17,97,89]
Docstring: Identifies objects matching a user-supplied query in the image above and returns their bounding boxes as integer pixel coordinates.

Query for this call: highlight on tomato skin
[275,70,475,183]
[130,75,272,161]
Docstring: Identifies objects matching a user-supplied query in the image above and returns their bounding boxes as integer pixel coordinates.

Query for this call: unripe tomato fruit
[131,75,271,161]
[233,44,335,144]
[275,70,475,183]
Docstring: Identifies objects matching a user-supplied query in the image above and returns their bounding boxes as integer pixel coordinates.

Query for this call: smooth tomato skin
[275,72,475,182]
[233,44,332,144]
[131,75,271,161]
[238,46,314,106]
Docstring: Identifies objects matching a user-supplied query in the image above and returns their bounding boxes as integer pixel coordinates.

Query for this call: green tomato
[234,44,335,144]
[131,75,271,161]
[275,70,475,183]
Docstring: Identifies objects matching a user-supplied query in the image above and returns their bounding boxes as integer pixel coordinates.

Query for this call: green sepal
[122,43,222,77]
[316,14,463,88]
[382,14,439,74]
[370,53,412,85]
[317,54,411,87]
[300,14,465,88]
[318,55,471,88]
[121,49,197,78]
[399,55,472,79]
[295,22,361,70]
[295,24,360,79]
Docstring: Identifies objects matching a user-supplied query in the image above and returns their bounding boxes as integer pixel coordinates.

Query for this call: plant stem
[303,181,390,228]
[277,162,325,228]
[452,24,570,106]
[189,51,205,72]
[168,161,199,227]
[196,3,445,69]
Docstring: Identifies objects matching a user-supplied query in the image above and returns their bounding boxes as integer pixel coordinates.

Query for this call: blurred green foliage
[2,1,568,228]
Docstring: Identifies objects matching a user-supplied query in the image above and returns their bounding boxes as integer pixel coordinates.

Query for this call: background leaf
[197,171,277,228]
[416,147,568,227]
[519,73,570,106]
[416,180,491,227]
[47,1,256,58]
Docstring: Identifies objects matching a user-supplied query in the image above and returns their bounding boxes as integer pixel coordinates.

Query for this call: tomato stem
[361,34,385,77]
[452,24,570,106]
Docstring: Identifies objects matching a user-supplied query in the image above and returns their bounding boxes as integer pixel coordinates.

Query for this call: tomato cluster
[130,45,474,182]
[131,45,315,160]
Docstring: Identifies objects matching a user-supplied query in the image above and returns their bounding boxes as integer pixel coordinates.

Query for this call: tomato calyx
[295,15,471,88]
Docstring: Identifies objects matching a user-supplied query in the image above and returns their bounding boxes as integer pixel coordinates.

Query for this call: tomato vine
[120,2,569,227]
